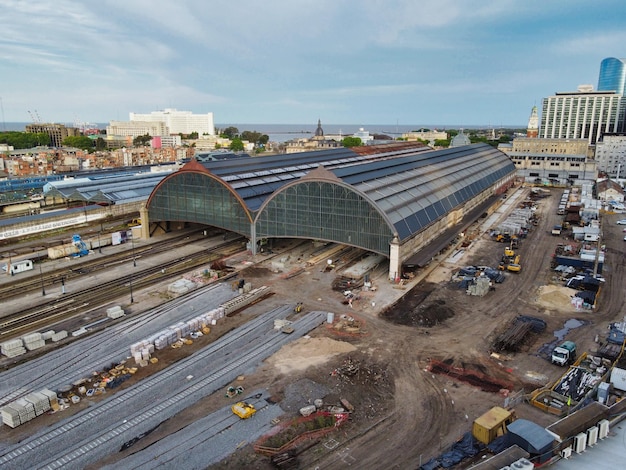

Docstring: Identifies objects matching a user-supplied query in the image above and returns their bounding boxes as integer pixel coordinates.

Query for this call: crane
[27,110,42,123]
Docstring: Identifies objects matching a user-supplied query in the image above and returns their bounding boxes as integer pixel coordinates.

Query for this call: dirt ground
[203,188,626,470]
[23,186,626,470]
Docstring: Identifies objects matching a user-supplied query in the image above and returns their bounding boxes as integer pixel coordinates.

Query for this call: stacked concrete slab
[1,388,57,428]
[106,305,125,319]
[130,306,226,354]
[22,333,45,351]
[51,330,68,342]
[1,338,27,358]
[168,279,197,295]
[41,330,56,341]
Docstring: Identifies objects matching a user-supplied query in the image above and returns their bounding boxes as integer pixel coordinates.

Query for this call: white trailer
[2,259,34,275]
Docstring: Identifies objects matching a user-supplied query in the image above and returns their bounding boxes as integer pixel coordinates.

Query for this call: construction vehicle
[232,401,256,419]
[71,234,89,257]
[472,406,517,445]
[294,302,303,313]
[494,233,511,243]
[551,340,577,366]
[507,255,521,273]
[504,247,515,258]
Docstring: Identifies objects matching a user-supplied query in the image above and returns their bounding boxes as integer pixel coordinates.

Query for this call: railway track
[0,308,325,469]
[0,238,245,338]
[0,283,237,405]
[0,229,223,300]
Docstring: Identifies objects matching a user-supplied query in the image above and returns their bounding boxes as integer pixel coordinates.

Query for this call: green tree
[229,138,244,151]
[133,134,152,147]
[341,136,362,147]
[0,131,50,148]
[220,127,239,139]
[433,139,450,148]
[62,135,94,151]
[95,137,106,151]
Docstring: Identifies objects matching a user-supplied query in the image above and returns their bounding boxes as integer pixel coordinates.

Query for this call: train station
[144,142,516,279]
[1,142,516,280]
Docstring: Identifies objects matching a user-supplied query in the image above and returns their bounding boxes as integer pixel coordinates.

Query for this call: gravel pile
[280,378,330,413]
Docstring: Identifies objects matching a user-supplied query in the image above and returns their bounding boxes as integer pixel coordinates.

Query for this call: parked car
[617,219,626,225]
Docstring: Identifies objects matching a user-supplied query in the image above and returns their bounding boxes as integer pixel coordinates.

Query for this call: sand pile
[269,337,357,374]
[535,285,578,310]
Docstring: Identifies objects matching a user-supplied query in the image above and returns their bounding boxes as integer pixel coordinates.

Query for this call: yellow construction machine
[232,401,256,419]
[507,255,521,273]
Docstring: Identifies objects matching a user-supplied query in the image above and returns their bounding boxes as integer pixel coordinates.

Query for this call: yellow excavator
[507,255,521,273]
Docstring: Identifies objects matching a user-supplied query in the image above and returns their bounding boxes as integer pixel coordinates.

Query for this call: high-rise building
[598,57,626,95]
[129,109,215,136]
[595,133,626,180]
[25,123,79,148]
[106,120,169,138]
[539,85,626,144]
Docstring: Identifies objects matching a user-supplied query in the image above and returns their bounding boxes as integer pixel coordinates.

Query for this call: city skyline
[1,0,624,127]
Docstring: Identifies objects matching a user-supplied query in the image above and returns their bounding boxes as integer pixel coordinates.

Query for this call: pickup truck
[551,225,562,236]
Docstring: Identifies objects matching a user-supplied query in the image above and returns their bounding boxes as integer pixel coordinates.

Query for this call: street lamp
[38,259,46,296]
[129,272,134,303]
[130,230,136,267]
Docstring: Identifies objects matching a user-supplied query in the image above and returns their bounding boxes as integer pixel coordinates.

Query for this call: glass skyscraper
[598,57,626,94]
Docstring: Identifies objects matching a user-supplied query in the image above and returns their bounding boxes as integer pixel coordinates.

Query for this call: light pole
[129,272,134,303]
[97,231,102,254]
[38,259,46,296]
[130,231,136,267]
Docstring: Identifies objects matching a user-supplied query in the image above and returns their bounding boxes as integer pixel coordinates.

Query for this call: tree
[229,138,244,151]
[133,134,152,147]
[95,137,106,151]
[433,139,450,148]
[241,130,270,147]
[62,135,94,151]
[341,136,362,148]
[0,131,50,148]
[221,127,239,139]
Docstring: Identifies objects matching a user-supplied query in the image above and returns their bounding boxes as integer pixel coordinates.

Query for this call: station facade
[145,142,516,280]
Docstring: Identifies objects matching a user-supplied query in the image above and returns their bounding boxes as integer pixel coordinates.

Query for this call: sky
[0,0,624,128]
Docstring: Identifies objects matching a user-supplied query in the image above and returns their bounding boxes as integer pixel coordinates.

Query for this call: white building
[402,129,448,145]
[540,85,626,144]
[106,120,169,138]
[353,128,374,145]
[129,108,215,136]
[594,134,626,180]
[596,178,624,203]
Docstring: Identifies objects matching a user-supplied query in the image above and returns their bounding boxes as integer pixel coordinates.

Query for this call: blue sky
[0,0,624,127]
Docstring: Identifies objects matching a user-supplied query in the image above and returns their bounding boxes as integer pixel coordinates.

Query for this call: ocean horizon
[1,122,525,143]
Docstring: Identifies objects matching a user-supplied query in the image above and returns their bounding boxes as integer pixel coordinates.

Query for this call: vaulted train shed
[145,142,516,279]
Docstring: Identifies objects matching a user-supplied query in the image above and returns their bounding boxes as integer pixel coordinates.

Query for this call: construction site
[1,174,625,468]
